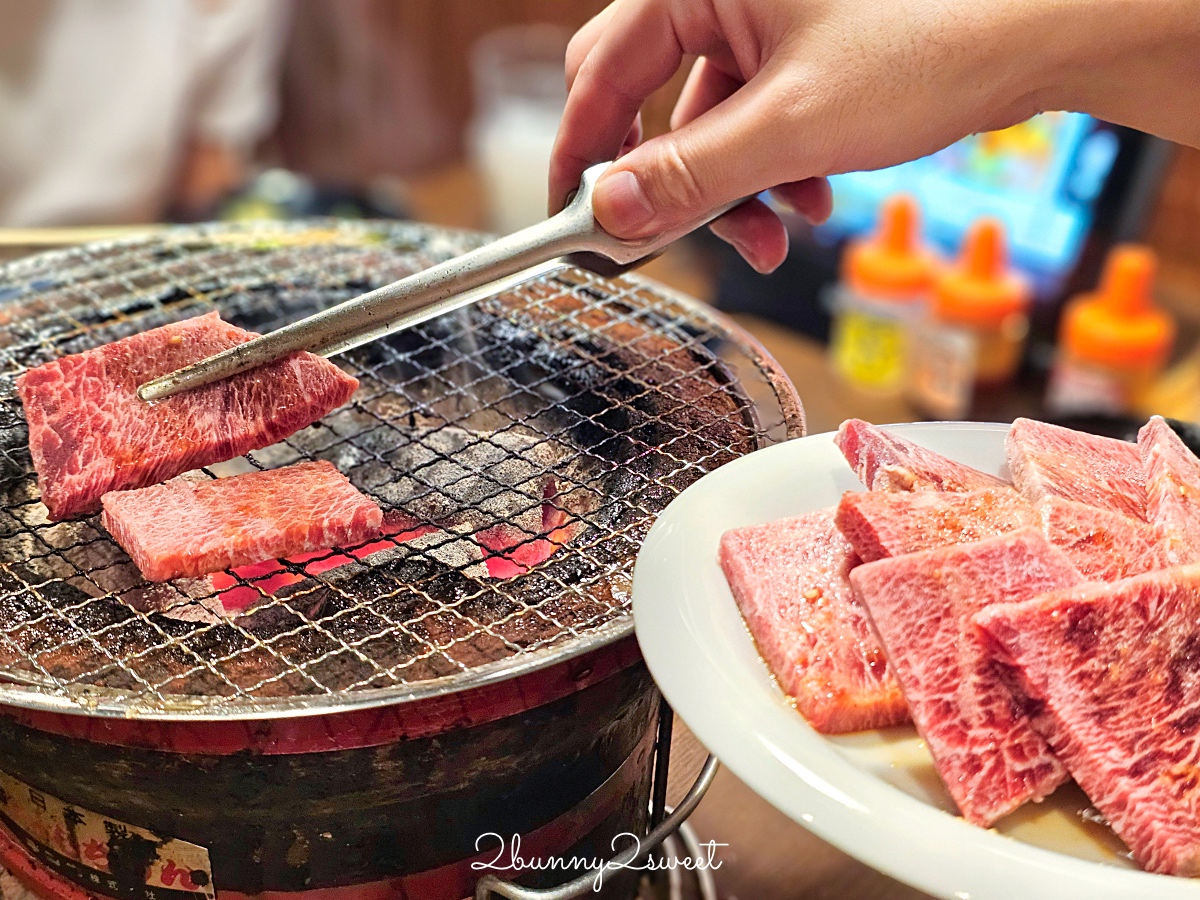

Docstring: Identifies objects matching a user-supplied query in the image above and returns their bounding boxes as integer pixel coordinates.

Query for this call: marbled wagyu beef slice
[1006,417,1146,521]
[835,418,1007,493]
[978,565,1200,876]
[849,529,1080,826]
[17,312,359,520]
[720,508,909,733]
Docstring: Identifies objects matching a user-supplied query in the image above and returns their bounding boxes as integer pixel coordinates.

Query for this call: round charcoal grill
[0,221,802,900]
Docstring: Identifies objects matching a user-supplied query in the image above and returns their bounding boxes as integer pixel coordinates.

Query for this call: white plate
[633,422,1197,900]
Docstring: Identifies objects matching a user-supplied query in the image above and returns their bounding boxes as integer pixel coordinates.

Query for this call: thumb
[592,70,803,239]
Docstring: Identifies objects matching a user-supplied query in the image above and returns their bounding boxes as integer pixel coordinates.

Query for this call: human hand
[550,0,1199,273]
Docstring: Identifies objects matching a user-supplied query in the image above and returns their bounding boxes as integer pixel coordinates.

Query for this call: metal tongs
[138,162,744,402]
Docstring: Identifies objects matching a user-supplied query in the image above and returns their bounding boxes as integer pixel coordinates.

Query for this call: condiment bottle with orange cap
[907,218,1031,417]
[941,218,1032,380]
[1046,245,1175,416]
[829,195,940,394]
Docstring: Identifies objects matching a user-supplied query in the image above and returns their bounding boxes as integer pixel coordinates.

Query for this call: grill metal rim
[0,614,633,720]
[0,222,802,720]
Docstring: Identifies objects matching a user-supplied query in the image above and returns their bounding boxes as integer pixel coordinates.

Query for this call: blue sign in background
[817,113,1120,292]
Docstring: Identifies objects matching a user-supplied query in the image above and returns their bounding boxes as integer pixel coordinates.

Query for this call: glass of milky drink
[468,25,570,235]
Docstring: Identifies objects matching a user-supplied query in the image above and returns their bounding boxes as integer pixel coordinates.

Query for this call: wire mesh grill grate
[0,221,801,717]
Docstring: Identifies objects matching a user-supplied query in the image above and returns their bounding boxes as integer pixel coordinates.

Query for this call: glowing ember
[211,512,438,613]
[209,488,581,615]
[477,493,582,579]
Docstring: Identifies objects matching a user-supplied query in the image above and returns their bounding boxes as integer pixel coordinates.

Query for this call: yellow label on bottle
[830,309,909,390]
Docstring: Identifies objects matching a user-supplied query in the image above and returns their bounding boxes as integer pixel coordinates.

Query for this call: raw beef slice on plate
[102,460,383,583]
[977,565,1200,876]
[719,508,909,733]
[1034,496,1171,581]
[849,529,1081,826]
[17,311,359,520]
[835,487,1168,581]
[834,418,1007,493]
[835,488,1035,562]
[1139,415,1200,564]
[1006,417,1146,521]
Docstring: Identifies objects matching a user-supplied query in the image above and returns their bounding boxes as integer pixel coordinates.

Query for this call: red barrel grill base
[0,731,648,900]
[0,645,655,900]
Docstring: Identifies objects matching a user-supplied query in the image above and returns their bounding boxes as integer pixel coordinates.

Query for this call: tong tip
[136,377,173,402]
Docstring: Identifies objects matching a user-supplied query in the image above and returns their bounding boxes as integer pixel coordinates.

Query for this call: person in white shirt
[0,0,286,226]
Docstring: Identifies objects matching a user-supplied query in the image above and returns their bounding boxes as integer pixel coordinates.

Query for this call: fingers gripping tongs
[138,162,743,402]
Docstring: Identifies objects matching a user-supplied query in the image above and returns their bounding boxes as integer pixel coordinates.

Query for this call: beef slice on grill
[835,488,1035,562]
[101,460,383,582]
[848,529,1081,825]
[1035,495,1171,581]
[834,418,1007,492]
[1139,415,1200,564]
[976,566,1200,876]
[719,508,909,733]
[17,311,358,520]
[1006,418,1146,521]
